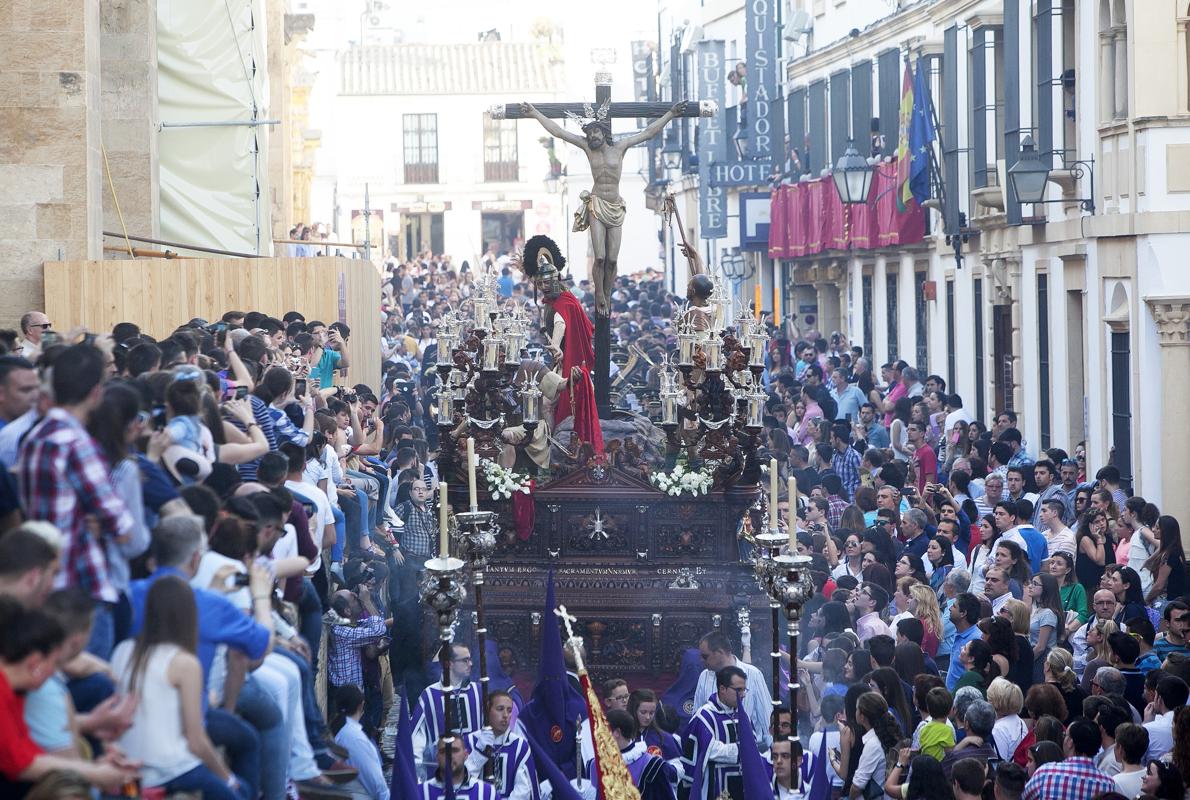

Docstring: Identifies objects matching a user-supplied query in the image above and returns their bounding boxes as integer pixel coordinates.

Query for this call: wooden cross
[494,77,713,419]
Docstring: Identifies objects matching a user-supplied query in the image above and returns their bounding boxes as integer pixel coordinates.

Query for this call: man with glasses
[1071,590,1123,676]
[17,311,52,359]
[682,666,748,800]
[1152,601,1190,660]
[412,643,483,778]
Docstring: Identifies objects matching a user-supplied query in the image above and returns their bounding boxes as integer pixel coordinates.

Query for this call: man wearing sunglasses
[17,311,51,359]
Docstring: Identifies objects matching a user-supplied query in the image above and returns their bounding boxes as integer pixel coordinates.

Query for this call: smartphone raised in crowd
[295,378,306,398]
[234,385,249,400]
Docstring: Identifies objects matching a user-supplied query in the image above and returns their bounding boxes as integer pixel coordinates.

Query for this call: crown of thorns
[564,98,612,129]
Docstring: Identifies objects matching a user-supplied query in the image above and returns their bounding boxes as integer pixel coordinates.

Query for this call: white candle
[787,477,798,550]
[467,437,478,510]
[769,457,778,531]
[439,481,449,559]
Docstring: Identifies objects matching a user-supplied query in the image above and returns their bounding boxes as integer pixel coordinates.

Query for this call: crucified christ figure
[520,100,687,318]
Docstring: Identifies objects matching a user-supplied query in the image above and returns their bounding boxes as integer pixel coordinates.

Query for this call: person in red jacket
[522,235,604,456]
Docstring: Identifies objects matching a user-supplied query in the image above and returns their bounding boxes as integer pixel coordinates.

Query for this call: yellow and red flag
[895,62,915,212]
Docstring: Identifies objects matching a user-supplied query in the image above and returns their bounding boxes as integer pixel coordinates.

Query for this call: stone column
[1145,298,1190,548]
[0,0,104,320]
[100,0,160,241]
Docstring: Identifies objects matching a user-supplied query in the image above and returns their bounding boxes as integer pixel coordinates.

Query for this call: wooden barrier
[43,257,382,390]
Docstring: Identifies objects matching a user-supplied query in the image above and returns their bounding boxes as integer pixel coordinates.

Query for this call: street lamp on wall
[1007,133,1096,213]
[720,248,753,282]
[831,140,875,205]
[1006,135,1049,203]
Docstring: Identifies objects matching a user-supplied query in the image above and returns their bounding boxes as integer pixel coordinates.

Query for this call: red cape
[545,291,604,455]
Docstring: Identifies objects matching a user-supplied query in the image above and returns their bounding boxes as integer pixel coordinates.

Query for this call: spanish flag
[578,669,641,800]
[895,61,915,212]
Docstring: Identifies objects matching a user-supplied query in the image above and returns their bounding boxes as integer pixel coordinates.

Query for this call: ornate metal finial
[554,604,586,673]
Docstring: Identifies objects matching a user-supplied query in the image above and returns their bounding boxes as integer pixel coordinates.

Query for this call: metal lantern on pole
[1007,134,1050,204]
[831,141,875,205]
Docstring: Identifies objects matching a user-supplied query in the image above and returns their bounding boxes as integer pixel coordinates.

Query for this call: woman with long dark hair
[253,365,314,448]
[884,752,955,800]
[1107,565,1147,624]
[628,688,682,762]
[895,554,928,586]
[112,576,245,799]
[86,382,152,645]
[981,615,1018,681]
[926,535,955,595]
[993,539,1032,594]
[1047,551,1087,642]
[868,666,914,737]
[836,684,868,797]
[1027,574,1063,663]
[954,639,998,696]
[834,532,867,580]
[970,514,1000,596]
[1075,507,1113,592]
[841,692,904,799]
[1143,515,1187,606]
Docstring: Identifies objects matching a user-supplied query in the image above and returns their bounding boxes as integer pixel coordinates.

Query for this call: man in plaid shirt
[388,477,437,701]
[327,587,390,690]
[829,422,861,501]
[17,345,133,659]
[1022,718,1116,800]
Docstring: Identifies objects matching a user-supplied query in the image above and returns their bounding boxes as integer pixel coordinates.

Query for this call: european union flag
[907,55,937,206]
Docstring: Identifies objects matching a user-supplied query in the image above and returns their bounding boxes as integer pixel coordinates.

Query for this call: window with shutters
[970,26,1004,189]
[403,114,439,184]
[808,80,828,174]
[483,116,518,182]
[829,70,851,164]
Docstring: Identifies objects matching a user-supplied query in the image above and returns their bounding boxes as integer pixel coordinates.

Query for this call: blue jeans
[354,487,371,539]
[331,504,346,563]
[205,708,260,800]
[162,763,248,800]
[84,603,115,660]
[271,645,328,750]
[298,578,324,668]
[339,490,364,553]
[236,675,287,800]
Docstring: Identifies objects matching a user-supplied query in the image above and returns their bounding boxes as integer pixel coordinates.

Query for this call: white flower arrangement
[649,460,714,497]
[480,458,532,501]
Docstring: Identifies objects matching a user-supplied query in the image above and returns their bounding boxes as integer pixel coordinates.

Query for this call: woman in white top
[832,692,902,799]
[986,677,1028,763]
[112,576,245,799]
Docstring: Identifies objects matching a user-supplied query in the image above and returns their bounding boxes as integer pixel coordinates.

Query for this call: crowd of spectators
[1,247,1188,800]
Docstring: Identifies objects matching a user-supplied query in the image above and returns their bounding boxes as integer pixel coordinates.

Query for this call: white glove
[569,778,598,800]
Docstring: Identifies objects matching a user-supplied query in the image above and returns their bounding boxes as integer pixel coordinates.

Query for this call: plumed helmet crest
[522,235,566,279]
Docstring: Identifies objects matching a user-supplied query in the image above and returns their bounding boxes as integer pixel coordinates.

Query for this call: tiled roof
[338,42,566,96]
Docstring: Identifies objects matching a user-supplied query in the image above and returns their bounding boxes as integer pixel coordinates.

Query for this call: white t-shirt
[287,478,334,559]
